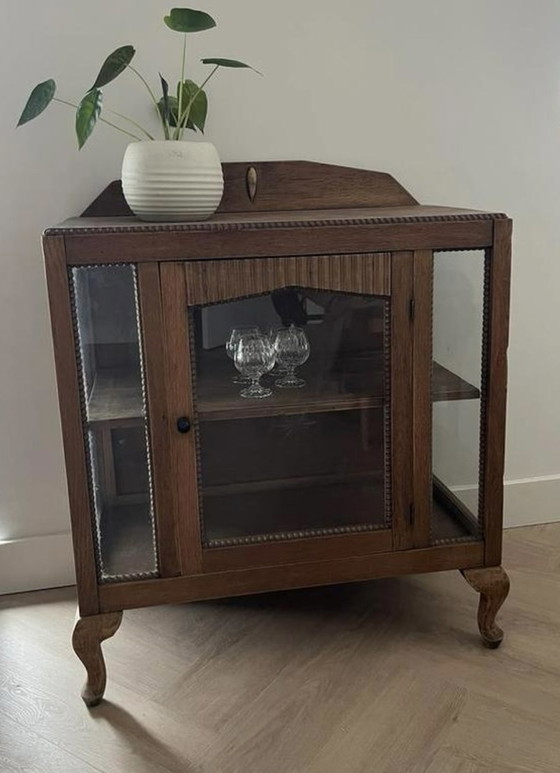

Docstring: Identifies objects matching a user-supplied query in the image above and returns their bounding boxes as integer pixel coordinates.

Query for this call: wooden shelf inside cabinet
[87,369,144,428]
[195,356,479,423]
[202,475,387,546]
[84,360,480,427]
[433,363,480,402]
[97,501,157,579]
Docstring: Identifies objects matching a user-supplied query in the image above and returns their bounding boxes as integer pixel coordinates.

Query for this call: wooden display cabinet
[43,161,512,707]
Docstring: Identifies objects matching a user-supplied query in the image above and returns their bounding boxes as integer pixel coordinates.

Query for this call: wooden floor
[1,524,559,773]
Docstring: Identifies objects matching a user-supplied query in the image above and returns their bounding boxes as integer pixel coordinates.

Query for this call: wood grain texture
[61,220,495,265]
[184,253,391,306]
[72,610,123,706]
[390,252,414,550]
[202,529,393,572]
[79,162,420,218]
[42,236,99,616]
[481,219,512,566]
[136,263,181,578]
[98,542,484,612]
[216,160,420,211]
[412,250,433,548]
[160,263,203,575]
[461,566,510,648]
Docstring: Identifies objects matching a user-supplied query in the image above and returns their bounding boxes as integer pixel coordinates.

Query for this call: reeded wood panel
[184,253,391,306]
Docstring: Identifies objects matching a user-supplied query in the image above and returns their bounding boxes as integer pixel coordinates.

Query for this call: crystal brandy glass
[226,326,260,383]
[266,325,288,376]
[273,325,310,388]
[234,333,276,399]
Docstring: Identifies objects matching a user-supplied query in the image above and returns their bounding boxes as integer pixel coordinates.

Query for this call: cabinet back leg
[72,610,123,707]
[461,566,510,648]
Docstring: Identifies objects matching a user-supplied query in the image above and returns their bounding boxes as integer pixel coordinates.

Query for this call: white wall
[1,0,559,590]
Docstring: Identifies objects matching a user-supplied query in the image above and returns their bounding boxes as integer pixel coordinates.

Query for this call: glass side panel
[190,288,390,547]
[431,251,485,544]
[71,265,158,581]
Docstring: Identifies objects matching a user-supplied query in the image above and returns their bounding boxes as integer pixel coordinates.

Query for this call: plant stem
[127,64,167,139]
[177,64,219,137]
[106,109,154,140]
[175,34,187,141]
[53,97,142,141]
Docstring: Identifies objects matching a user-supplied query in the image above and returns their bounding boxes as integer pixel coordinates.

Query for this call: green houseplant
[17,7,260,221]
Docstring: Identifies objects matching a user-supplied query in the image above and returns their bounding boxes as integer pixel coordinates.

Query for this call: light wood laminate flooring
[1,523,559,773]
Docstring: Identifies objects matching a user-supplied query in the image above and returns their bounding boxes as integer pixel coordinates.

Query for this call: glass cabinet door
[431,250,485,544]
[185,255,394,551]
[70,265,158,581]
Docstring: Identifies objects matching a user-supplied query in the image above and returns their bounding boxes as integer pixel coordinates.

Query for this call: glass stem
[251,376,260,390]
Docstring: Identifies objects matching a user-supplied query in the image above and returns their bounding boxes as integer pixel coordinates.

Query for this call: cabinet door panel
[163,253,414,570]
[70,265,159,582]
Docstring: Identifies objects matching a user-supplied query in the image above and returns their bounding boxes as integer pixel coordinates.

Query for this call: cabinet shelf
[97,478,481,569]
[204,469,381,497]
[195,355,479,422]
[202,476,387,546]
[84,360,480,426]
[87,369,144,427]
[97,501,157,580]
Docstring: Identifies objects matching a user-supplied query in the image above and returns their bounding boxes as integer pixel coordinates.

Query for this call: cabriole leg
[72,609,123,707]
[461,566,510,649]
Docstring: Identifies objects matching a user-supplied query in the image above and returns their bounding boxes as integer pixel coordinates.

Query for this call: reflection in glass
[189,287,390,546]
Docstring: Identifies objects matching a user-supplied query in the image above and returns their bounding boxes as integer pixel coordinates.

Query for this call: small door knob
[176,416,191,434]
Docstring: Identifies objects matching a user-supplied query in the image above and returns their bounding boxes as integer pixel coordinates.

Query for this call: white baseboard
[0,532,76,595]
[450,474,560,528]
[503,474,560,528]
[1,476,558,595]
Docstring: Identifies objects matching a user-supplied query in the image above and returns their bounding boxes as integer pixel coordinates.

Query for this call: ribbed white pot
[121,140,224,222]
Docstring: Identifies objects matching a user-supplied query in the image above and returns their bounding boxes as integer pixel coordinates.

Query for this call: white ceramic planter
[121,140,224,222]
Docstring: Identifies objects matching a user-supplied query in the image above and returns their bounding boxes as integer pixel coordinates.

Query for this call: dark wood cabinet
[43,161,512,707]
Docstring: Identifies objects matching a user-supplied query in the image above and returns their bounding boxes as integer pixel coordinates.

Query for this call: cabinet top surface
[43,161,508,236]
[46,205,507,235]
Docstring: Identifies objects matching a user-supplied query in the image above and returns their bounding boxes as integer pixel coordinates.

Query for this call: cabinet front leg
[72,610,123,707]
[461,567,510,649]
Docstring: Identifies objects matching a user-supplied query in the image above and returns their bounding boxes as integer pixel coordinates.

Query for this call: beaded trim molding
[45,210,507,236]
